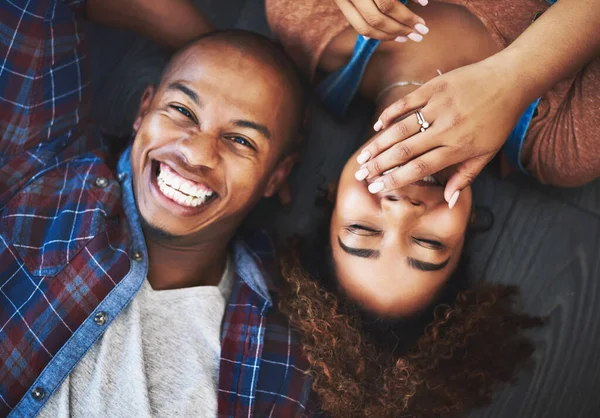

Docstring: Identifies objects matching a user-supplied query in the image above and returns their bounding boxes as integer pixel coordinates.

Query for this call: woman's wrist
[484,49,541,114]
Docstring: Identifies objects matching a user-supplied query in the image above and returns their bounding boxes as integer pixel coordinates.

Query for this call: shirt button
[131,250,144,262]
[95,176,109,188]
[117,172,127,182]
[94,311,108,326]
[31,387,45,401]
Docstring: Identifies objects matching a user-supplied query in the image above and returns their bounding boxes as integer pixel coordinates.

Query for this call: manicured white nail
[418,0,428,6]
[373,120,383,131]
[448,191,460,209]
[414,23,429,35]
[407,32,423,42]
[355,168,369,181]
[362,35,370,40]
[357,150,371,165]
[395,36,408,43]
[368,181,385,194]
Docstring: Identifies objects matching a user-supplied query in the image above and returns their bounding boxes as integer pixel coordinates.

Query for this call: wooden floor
[87,1,600,416]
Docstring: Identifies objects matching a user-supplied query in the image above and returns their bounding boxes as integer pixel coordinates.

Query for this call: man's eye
[170,105,195,121]
[227,136,255,150]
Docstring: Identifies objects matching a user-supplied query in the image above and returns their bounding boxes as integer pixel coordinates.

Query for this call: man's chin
[139,213,183,242]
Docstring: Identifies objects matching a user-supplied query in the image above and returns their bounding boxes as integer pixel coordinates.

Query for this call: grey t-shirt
[39,258,234,418]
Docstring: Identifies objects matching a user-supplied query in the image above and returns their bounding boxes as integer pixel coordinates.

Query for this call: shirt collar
[117,145,272,307]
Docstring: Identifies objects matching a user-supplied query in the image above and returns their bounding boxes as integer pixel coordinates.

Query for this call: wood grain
[470,189,600,418]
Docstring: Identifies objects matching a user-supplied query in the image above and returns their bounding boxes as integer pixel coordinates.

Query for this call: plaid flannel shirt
[0,1,318,417]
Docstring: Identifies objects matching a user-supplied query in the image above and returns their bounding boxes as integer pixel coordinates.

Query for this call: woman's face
[330,140,473,318]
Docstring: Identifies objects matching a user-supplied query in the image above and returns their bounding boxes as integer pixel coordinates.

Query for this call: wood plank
[470,189,600,418]
[510,173,600,219]
[89,38,166,136]
[233,0,271,35]
[192,0,249,29]
[465,167,521,280]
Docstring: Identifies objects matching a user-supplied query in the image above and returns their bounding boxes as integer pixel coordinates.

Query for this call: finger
[375,83,435,130]
[443,155,492,203]
[277,181,293,206]
[350,0,416,36]
[335,0,397,40]
[373,0,428,33]
[359,107,434,164]
[355,132,439,181]
[367,148,459,194]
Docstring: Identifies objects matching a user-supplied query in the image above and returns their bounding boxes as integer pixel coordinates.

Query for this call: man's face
[130,42,297,244]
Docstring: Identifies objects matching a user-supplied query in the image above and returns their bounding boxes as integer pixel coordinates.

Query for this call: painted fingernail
[414,23,429,35]
[448,191,460,209]
[407,32,423,42]
[368,181,385,194]
[362,35,370,40]
[355,168,369,181]
[357,150,371,165]
[394,36,408,43]
[418,0,428,6]
[373,120,383,131]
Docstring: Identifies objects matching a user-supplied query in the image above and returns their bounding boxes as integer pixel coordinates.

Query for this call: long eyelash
[414,238,444,249]
[349,224,381,233]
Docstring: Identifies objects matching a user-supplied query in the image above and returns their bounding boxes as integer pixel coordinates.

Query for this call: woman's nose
[381,193,425,217]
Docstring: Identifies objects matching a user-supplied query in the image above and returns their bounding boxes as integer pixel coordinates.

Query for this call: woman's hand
[354,57,529,207]
[334,0,430,42]
[354,0,600,207]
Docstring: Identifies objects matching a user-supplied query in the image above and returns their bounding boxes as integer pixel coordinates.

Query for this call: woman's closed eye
[412,237,445,250]
[345,224,382,236]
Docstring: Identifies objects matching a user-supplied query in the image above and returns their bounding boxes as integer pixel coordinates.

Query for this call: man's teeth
[156,165,214,207]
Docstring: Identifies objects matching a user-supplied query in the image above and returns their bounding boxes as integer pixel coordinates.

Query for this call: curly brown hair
[277,238,545,418]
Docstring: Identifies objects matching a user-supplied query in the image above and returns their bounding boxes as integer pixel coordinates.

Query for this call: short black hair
[161,29,307,154]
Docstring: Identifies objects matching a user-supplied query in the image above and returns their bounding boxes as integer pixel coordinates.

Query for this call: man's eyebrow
[407,257,450,272]
[167,82,202,106]
[233,120,271,140]
[338,237,380,260]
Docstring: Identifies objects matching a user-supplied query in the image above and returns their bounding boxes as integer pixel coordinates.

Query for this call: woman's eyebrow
[338,237,380,259]
[407,257,450,272]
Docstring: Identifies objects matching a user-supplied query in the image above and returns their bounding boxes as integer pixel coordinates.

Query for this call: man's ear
[263,153,297,198]
[133,86,156,132]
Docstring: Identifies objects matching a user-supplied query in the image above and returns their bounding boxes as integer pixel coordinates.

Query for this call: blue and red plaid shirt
[0,1,318,417]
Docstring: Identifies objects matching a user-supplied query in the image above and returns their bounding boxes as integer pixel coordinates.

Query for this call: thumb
[444,156,488,204]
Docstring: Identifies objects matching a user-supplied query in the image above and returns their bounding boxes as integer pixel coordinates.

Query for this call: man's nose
[177,132,220,169]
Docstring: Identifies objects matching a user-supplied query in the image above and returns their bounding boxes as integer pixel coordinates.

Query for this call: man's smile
[149,160,219,216]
